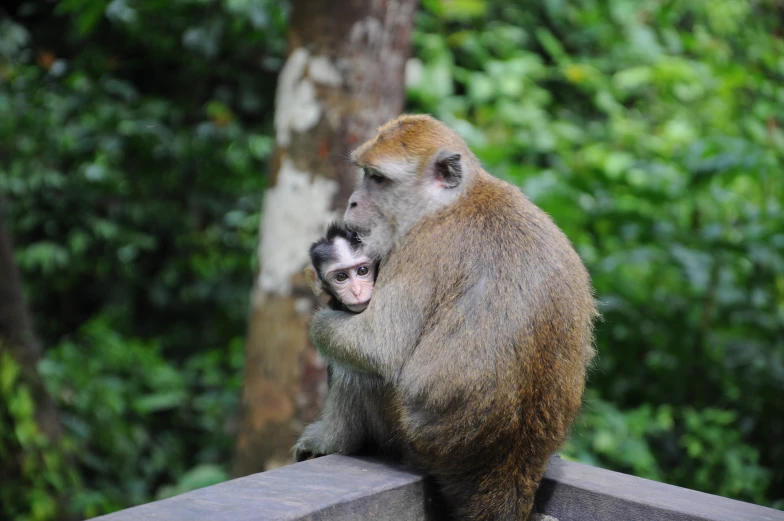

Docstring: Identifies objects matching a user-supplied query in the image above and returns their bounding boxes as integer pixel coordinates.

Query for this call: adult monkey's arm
[310,273,427,378]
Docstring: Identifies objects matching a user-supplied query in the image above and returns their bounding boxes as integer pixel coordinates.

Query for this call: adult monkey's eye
[364,168,385,183]
[357,265,369,276]
[335,272,348,282]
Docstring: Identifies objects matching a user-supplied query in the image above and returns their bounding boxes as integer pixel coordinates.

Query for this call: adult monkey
[297,115,597,520]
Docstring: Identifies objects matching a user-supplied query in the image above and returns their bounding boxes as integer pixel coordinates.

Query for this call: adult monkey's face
[344,115,471,260]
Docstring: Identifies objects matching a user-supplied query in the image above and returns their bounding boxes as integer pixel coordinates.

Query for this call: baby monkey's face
[325,243,376,312]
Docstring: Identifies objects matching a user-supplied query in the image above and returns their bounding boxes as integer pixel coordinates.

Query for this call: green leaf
[133,391,187,414]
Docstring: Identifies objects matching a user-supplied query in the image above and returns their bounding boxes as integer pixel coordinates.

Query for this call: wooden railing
[92,454,784,521]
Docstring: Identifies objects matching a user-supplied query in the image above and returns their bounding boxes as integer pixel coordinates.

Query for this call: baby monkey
[297,224,384,461]
[305,223,378,314]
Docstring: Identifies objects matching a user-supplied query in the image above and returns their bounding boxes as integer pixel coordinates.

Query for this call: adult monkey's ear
[304,264,323,296]
[432,149,462,189]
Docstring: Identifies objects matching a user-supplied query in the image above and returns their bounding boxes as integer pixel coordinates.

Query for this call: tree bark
[0,203,62,452]
[232,0,418,476]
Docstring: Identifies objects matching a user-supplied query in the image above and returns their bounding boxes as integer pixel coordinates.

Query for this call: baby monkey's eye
[357,265,369,276]
[335,272,348,282]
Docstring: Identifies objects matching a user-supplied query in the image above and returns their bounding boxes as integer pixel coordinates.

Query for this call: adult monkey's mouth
[344,222,370,237]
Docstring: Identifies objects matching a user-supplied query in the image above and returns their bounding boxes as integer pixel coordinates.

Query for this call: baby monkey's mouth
[346,300,370,313]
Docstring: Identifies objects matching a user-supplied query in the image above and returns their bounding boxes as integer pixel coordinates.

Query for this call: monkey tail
[435,457,547,521]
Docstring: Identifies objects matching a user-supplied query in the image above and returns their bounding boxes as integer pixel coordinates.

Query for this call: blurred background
[1,0,783,519]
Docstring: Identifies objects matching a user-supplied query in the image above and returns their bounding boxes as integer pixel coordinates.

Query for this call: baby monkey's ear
[304,264,324,296]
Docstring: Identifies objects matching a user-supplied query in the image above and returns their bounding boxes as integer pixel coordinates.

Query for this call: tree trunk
[0,205,62,442]
[232,0,418,476]
[0,202,65,514]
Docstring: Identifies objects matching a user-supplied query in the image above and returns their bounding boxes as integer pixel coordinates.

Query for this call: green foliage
[1,0,285,517]
[0,350,79,521]
[36,318,241,516]
[409,0,783,507]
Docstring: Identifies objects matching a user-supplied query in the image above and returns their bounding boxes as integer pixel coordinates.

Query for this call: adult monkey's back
[309,115,597,520]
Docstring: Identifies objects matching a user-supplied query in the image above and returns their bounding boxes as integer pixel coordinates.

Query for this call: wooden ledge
[92,455,784,521]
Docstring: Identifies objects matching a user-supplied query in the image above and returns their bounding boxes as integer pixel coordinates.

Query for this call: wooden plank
[91,454,784,521]
[536,456,784,521]
[91,455,437,521]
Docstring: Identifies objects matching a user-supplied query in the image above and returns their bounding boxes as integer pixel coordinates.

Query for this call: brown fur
[296,115,597,520]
